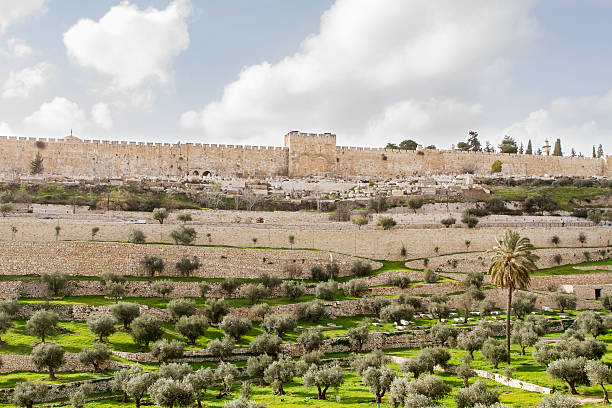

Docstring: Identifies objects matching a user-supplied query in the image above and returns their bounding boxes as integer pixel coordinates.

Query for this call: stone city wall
[0,216,608,260]
[0,132,609,180]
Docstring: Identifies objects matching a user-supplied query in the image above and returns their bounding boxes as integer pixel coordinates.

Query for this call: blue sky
[0,0,610,155]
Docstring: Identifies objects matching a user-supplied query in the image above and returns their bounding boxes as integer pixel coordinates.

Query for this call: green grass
[532,258,612,276]
[490,185,610,210]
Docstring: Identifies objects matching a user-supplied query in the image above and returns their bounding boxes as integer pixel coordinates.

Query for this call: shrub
[491,160,502,173]
[351,261,372,276]
[380,304,414,324]
[130,314,164,347]
[378,216,397,230]
[169,225,197,245]
[389,274,411,288]
[315,280,338,300]
[551,235,560,246]
[408,197,425,213]
[454,381,499,408]
[553,254,562,265]
[397,295,423,309]
[361,297,392,315]
[297,301,326,323]
[259,273,282,289]
[262,313,297,336]
[441,217,456,228]
[310,265,329,282]
[127,227,146,244]
[175,256,201,277]
[343,279,369,297]
[461,213,479,228]
[538,393,581,408]
[281,280,305,300]
[297,328,324,352]
[423,269,439,283]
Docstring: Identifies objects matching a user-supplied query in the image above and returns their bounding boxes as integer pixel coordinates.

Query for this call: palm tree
[488,230,539,364]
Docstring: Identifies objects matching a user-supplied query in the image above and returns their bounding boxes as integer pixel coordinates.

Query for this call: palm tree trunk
[506,287,512,364]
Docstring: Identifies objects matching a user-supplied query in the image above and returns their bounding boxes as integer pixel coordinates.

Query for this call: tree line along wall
[0,131,609,179]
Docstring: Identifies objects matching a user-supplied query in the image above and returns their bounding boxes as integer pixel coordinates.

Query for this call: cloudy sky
[0,0,610,155]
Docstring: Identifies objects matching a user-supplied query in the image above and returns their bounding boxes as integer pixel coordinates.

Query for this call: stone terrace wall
[405,247,611,272]
[0,377,115,403]
[0,241,375,278]
[0,217,608,260]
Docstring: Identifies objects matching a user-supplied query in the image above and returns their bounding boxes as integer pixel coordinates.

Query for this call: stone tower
[284,131,337,177]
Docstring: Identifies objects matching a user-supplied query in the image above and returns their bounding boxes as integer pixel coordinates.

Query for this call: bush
[315,280,338,300]
[239,283,269,304]
[461,213,479,228]
[441,217,456,228]
[310,265,329,282]
[280,280,305,300]
[389,274,411,288]
[423,269,439,283]
[259,273,282,290]
[127,227,146,244]
[297,301,326,323]
[351,261,372,277]
[538,393,581,408]
[380,304,414,324]
[454,381,499,408]
[553,254,562,265]
[343,279,369,297]
[262,313,297,337]
[169,225,197,245]
[491,160,502,173]
[167,298,197,320]
[378,216,397,230]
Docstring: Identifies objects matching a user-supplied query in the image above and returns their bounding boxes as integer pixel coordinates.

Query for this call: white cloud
[91,102,114,130]
[63,0,190,90]
[6,37,33,57]
[1,62,51,99]
[24,97,88,134]
[0,122,12,135]
[181,0,536,146]
[504,89,612,155]
[0,0,46,35]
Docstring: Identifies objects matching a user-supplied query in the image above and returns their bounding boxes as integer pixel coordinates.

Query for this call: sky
[0,0,611,155]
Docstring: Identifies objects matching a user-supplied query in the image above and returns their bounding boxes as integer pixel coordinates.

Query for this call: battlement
[0,131,608,179]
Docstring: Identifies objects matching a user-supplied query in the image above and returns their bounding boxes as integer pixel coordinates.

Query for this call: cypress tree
[519,142,524,154]
[593,146,597,158]
[525,140,532,155]
[598,144,604,158]
[552,139,562,156]
[30,153,43,174]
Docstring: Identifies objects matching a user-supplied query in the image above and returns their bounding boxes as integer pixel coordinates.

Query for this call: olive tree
[125,372,156,408]
[31,342,65,379]
[511,321,540,355]
[12,380,48,408]
[280,280,305,300]
[26,310,58,342]
[298,300,327,323]
[41,271,68,297]
[575,310,607,338]
[454,381,500,408]
[207,336,235,361]
[170,225,197,245]
[343,279,369,297]
[110,302,140,330]
[586,360,612,404]
[263,359,305,395]
[185,367,215,408]
[430,322,458,347]
[297,328,324,352]
[215,361,240,397]
[130,314,164,347]
[219,315,252,342]
[221,278,240,296]
[151,339,185,363]
[78,343,111,372]
[262,313,297,337]
[546,357,588,394]
[315,280,338,300]
[167,298,197,320]
[538,393,581,408]
[405,374,451,403]
[247,354,273,385]
[552,291,577,313]
[140,255,164,279]
[457,329,486,359]
[152,280,174,300]
[176,315,208,344]
[0,312,14,345]
[87,314,116,342]
[347,325,369,351]
[481,338,507,369]
[380,304,414,324]
[105,281,125,302]
[152,208,168,224]
[239,283,269,304]
[175,256,201,277]
[204,298,230,323]
[362,366,396,403]
[149,378,195,408]
[303,363,345,400]
[511,291,537,319]
[250,333,282,356]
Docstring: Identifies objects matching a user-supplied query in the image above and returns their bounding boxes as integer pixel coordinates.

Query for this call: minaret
[542,139,551,156]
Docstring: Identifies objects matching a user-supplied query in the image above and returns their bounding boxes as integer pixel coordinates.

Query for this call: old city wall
[0,136,288,179]
[0,132,609,179]
[0,217,608,259]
